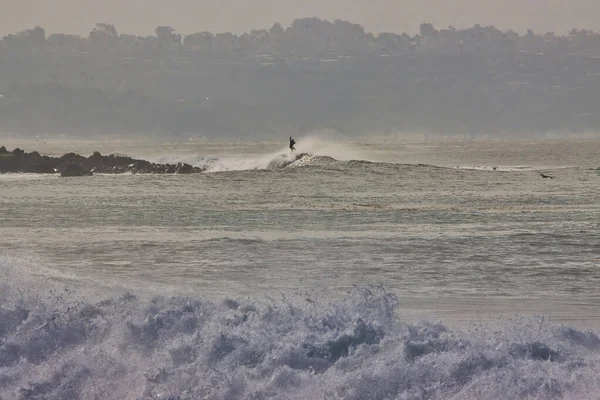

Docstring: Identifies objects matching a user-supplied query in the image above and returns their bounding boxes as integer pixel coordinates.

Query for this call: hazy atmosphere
[3,9,600,137]
[2,0,600,36]
[2,2,600,399]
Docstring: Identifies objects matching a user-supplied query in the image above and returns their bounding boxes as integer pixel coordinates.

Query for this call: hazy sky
[1,0,598,37]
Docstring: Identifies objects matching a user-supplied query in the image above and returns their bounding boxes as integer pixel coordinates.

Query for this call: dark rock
[60,163,93,177]
[176,163,195,174]
[28,157,57,173]
[0,146,205,175]
[0,146,7,154]
[60,152,85,163]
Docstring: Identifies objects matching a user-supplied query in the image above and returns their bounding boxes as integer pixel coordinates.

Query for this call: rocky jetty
[60,163,94,177]
[0,146,203,176]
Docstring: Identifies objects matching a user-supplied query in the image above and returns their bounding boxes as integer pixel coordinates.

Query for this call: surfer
[289,136,296,152]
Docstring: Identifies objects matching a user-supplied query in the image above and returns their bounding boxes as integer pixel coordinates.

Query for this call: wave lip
[266,152,313,169]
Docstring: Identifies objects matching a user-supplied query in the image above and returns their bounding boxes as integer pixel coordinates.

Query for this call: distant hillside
[2,20,600,137]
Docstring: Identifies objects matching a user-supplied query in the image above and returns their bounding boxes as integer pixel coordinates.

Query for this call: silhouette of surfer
[289,136,296,152]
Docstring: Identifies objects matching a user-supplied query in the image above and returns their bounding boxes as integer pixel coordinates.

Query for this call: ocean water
[1,135,600,399]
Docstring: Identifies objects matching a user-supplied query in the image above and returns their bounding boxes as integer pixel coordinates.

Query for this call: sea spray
[149,134,371,173]
[1,256,600,399]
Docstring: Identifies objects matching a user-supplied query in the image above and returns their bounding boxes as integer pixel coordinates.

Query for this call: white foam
[2,255,600,399]
[148,134,370,173]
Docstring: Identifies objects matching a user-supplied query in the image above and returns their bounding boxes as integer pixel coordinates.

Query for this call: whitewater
[1,135,600,399]
[149,136,365,172]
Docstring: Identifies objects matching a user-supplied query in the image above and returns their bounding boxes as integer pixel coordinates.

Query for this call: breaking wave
[150,136,370,173]
[151,152,313,172]
[1,256,600,399]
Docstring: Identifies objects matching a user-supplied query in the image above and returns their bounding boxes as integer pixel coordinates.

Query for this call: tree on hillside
[89,23,119,49]
[2,26,46,47]
[420,23,439,38]
[92,23,118,37]
[155,26,182,48]
[183,31,214,52]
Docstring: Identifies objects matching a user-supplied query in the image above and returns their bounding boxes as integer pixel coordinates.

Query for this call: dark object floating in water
[539,173,554,179]
[0,146,204,175]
